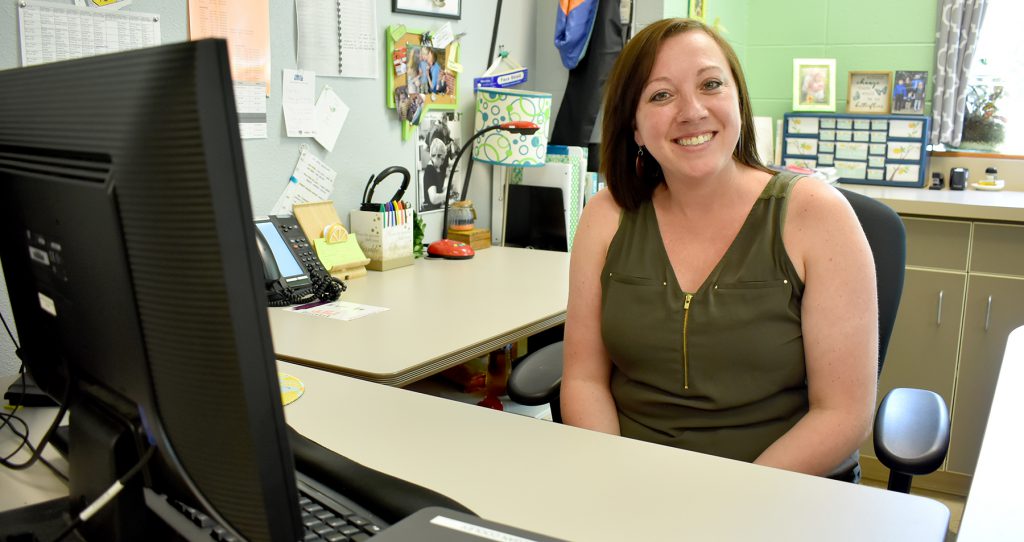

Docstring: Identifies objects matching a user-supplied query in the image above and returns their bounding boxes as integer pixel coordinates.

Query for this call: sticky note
[314,237,367,271]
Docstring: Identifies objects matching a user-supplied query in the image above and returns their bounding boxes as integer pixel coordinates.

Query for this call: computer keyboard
[169,472,388,541]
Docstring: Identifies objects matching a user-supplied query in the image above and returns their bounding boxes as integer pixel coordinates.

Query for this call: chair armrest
[873,387,950,476]
[507,342,563,407]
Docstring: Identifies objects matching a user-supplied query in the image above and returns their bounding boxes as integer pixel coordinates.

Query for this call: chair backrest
[836,188,906,374]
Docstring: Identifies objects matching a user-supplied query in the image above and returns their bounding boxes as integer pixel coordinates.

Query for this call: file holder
[350,208,414,271]
[293,201,370,280]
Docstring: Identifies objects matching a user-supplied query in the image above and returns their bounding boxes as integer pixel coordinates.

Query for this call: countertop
[838,184,1024,222]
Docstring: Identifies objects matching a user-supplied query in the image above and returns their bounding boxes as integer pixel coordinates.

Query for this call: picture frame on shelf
[892,70,928,115]
[689,0,707,21]
[392,0,461,20]
[793,59,836,112]
[847,71,892,114]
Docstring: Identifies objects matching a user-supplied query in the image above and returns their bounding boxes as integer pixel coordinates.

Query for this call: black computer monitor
[504,185,568,252]
[0,40,301,540]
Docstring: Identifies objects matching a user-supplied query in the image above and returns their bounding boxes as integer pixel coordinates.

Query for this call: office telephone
[254,214,345,306]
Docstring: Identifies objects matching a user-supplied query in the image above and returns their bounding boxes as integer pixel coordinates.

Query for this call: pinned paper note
[432,23,455,49]
[234,82,268,139]
[283,68,317,137]
[270,148,336,215]
[388,24,406,41]
[314,86,349,152]
[446,43,462,73]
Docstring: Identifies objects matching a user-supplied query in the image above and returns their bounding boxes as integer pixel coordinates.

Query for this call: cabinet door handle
[985,295,993,332]
[936,290,944,326]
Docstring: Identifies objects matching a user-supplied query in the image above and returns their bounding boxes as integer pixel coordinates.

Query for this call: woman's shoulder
[583,189,622,221]
[781,177,865,280]
[570,189,622,269]
[575,189,622,247]
[785,177,863,248]
[787,176,852,218]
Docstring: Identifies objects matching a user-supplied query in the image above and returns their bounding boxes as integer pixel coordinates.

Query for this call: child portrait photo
[793,58,836,112]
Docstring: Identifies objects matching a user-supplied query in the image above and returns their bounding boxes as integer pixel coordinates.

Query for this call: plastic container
[448,200,476,231]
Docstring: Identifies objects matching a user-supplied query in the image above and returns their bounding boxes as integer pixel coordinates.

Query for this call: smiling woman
[561,18,878,483]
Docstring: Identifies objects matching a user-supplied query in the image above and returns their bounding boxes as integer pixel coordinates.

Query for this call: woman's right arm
[560,190,622,435]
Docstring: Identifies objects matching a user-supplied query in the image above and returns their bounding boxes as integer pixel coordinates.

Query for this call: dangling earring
[635,146,646,178]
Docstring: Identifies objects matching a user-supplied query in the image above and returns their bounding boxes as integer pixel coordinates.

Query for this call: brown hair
[600,18,771,211]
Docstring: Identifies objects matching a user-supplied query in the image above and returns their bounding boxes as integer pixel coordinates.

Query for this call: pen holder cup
[350,209,414,271]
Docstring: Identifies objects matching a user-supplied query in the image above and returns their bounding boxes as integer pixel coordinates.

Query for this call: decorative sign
[847,71,893,114]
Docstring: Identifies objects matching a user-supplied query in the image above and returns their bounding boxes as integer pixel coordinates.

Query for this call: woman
[561,18,878,480]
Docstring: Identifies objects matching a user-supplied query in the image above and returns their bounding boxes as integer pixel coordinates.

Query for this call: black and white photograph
[416,111,463,213]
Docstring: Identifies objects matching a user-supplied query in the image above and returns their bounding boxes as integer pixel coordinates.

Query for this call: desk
[0,389,66,512]
[1,368,951,541]
[956,325,1024,541]
[280,363,950,541]
[269,247,569,386]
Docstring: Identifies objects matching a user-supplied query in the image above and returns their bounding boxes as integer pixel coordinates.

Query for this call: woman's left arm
[755,180,878,476]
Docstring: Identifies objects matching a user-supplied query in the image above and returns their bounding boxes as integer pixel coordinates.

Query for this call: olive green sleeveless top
[601,172,807,462]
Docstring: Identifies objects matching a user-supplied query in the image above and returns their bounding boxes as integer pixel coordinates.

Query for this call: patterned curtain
[931,0,988,146]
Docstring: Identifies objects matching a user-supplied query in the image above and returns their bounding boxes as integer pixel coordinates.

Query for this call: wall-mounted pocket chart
[782,113,931,187]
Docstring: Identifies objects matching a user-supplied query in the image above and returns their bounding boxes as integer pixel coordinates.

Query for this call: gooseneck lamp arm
[441,121,540,240]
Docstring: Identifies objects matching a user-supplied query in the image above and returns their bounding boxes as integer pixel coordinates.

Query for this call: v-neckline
[650,174,778,296]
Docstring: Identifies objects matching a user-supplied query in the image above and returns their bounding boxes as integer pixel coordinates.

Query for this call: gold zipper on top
[682,292,693,390]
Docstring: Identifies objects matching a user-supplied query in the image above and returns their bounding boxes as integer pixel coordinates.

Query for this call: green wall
[705,0,939,123]
[708,0,751,67]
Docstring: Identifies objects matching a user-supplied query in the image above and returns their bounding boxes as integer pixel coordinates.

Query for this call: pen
[294,299,329,311]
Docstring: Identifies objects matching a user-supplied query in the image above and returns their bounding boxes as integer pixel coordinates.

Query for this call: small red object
[427,238,475,260]
[477,394,504,411]
[498,121,540,134]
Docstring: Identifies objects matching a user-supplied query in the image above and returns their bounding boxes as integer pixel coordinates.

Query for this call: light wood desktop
[279,362,950,541]
[269,246,569,387]
[0,367,951,541]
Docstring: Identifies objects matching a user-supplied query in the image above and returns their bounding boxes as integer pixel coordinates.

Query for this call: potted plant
[960,83,1006,151]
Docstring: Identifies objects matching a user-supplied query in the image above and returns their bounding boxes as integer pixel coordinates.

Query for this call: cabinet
[947,223,1024,474]
[861,218,1024,490]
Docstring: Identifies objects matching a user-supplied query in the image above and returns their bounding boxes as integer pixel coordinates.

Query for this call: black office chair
[507,187,950,493]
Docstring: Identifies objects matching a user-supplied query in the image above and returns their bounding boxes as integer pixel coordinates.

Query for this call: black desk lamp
[428,120,540,260]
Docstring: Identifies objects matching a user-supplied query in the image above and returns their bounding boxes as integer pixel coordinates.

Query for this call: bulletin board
[386,26,460,141]
[781,113,931,188]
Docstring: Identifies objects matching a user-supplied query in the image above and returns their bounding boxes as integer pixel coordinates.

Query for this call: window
[955,0,1024,155]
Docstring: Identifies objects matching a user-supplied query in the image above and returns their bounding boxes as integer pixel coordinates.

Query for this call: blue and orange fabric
[554,0,600,70]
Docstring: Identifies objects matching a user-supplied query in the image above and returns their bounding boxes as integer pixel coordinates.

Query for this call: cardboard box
[447,228,491,250]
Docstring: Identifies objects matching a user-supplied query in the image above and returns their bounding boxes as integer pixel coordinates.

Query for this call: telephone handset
[254,215,345,306]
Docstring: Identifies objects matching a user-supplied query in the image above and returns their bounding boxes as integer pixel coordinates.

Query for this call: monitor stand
[4,372,58,408]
